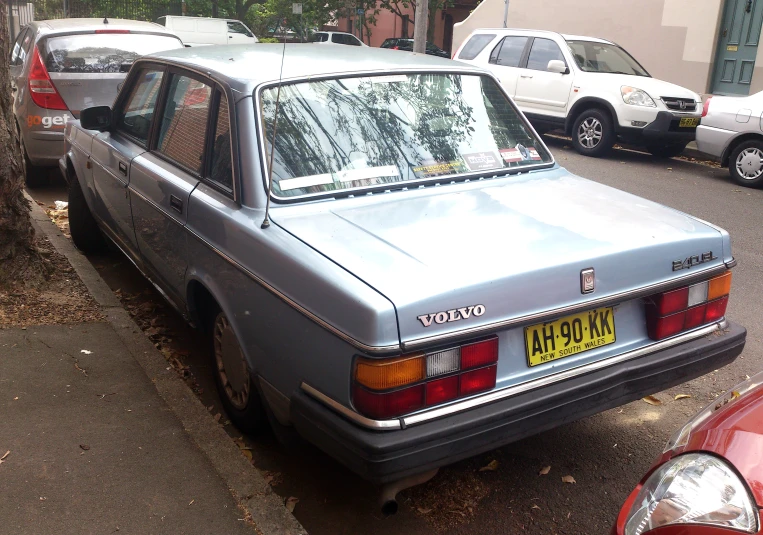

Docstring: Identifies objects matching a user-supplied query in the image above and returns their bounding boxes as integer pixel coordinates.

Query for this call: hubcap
[577,117,603,149]
[736,148,763,180]
[213,314,250,410]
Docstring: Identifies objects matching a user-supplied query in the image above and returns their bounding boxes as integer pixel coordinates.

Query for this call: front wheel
[729,140,763,188]
[571,109,615,157]
[212,311,264,435]
[647,143,687,159]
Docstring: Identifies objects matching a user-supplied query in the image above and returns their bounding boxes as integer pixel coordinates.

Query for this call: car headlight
[624,453,758,535]
[621,86,656,107]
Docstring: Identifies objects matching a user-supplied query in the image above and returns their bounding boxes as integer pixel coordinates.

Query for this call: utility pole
[413,0,428,53]
[503,0,509,27]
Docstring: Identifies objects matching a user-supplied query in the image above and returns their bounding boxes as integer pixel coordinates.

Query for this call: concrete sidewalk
[0,195,305,535]
[1,322,257,534]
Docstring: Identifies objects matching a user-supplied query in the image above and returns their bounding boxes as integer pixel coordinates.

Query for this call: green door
[712,0,763,95]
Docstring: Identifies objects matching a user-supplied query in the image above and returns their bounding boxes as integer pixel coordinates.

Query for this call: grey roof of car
[143,44,483,95]
[31,18,176,35]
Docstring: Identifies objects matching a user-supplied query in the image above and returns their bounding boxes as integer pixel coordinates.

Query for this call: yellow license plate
[679,117,699,128]
[525,307,616,367]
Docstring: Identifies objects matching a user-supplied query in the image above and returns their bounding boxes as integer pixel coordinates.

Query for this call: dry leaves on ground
[642,395,663,406]
[0,451,9,465]
[285,496,299,513]
[674,394,691,400]
[479,459,499,472]
[46,204,70,238]
[561,475,576,484]
[538,465,551,476]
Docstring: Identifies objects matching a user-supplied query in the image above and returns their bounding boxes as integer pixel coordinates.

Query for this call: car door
[513,37,574,116]
[227,21,255,44]
[128,70,214,307]
[90,66,166,262]
[484,35,530,97]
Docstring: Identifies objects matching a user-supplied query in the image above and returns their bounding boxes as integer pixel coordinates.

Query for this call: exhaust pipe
[378,468,439,517]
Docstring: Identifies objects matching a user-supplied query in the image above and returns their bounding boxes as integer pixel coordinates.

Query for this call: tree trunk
[0,4,37,283]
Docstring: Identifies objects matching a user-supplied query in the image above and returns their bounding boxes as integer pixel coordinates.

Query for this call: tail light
[702,96,713,117]
[28,47,67,110]
[645,271,731,340]
[352,337,498,419]
[391,45,399,50]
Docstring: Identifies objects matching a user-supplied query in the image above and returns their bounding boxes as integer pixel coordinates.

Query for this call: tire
[211,310,265,435]
[571,108,616,157]
[728,139,763,188]
[68,175,107,253]
[647,143,687,159]
[20,135,48,188]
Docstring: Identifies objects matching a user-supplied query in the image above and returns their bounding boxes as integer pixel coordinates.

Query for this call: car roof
[143,43,484,95]
[467,28,613,45]
[31,18,175,36]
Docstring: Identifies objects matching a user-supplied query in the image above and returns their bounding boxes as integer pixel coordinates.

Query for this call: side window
[209,92,233,192]
[227,21,253,37]
[349,35,362,46]
[10,29,27,66]
[116,68,165,146]
[331,34,344,44]
[156,74,212,174]
[526,38,566,71]
[490,36,528,67]
[458,34,496,60]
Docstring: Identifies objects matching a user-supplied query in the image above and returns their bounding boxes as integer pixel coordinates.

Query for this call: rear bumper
[292,321,746,485]
[695,124,734,161]
[25,130,65,167]
[618,111,699,145]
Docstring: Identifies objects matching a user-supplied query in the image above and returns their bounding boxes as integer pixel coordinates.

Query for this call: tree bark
[0,3,37,283]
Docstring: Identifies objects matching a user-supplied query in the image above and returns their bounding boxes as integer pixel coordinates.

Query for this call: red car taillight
[702,96,713,117]
[352,337,498,419]
[28,47,67,110]
[645,271,731,340]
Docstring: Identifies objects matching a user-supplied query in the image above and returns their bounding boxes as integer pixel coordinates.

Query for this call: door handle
[170,195,183,213]
[723,28,728,37]
[118,161,127,176]
[520,75,534,79]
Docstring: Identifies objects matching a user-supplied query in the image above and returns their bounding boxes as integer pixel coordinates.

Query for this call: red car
[613,373,763,535]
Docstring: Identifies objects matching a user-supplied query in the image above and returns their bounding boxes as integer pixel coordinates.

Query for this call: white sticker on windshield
[278,165,400,191]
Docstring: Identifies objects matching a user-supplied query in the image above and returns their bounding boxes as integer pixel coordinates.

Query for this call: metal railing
[27,0,182,23]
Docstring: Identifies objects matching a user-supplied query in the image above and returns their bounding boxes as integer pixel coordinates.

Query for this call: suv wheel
[729,139,763,188]
[647,143,686,159]
[68,176,107,253]
[572,109,615,157]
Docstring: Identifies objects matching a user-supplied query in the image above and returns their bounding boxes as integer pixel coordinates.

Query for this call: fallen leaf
[241,449,252,461]
[531,504,541,510]
[285,496,299,513]
[731,390,741,400]
[79,444,90,451]
[674,394,691,400]
[561,475,576,484]
[538,465,551,476]
[188,499,194,506]
[479,459,499,472]
[417,507,432,514]
[214,413,222,422]
[0,450,9,464]
[80,350,92,355]
[642,395,662,406]
[667,167,673,171]
[13,397,18,401]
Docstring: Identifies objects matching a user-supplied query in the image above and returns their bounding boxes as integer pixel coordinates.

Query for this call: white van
[156,16,258,46]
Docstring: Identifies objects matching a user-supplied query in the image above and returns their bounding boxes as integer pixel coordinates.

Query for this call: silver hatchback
[10,18,182,185]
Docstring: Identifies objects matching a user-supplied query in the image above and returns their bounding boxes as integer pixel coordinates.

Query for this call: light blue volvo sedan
[61,44,746,508]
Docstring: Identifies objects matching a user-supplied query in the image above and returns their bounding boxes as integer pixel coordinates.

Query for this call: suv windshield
[260,73,552,198]
[566,40,649,77]
[44,33,183,73]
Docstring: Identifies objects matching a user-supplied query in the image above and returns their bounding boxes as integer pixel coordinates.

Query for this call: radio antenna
[261,16,288,229]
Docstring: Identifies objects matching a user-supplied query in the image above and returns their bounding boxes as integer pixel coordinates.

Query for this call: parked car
[156,15,258,46]
[453,29,702,158]
[10,18,183,185]
[696,92,763,188]
[311,31,365,46]
[62,44,745,511]
[612,372,763,535]
[380,38,449,58]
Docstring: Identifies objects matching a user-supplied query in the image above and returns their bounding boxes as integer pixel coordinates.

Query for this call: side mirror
[80,106,112,131]
[547,59,568,74]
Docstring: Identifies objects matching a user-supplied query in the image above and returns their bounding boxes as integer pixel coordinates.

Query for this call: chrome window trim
[301,319,729,431]
[252,68,557,204]
[401,263,729,351]
[184,227,401,355]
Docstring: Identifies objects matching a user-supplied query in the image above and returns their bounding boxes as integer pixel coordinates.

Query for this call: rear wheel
[647,143,687,159]
[729,139,763,188]
[571,109,615,157]
[211,310,264,435]
[68,175,107,253]
[20,134,48,188]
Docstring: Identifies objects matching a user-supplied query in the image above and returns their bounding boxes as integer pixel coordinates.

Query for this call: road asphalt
[0,196,305,535]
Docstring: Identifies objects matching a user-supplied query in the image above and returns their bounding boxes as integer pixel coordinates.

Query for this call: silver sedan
[696,91,763,187]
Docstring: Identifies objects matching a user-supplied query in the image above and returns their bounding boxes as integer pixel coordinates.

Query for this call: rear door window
[11,28,32,66]
[526,38,566,71]
[156,74,213,175]
[208,92,233,192]
[116,68,165,146]
[43,33,183,73]
[458,34,496,60]
[489,36,528,67]
[312,33,328,42]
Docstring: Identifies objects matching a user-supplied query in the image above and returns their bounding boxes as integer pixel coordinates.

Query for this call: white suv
[454,29,702,158]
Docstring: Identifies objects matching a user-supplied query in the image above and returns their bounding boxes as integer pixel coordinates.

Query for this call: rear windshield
[43,33,183,73]
[458,34,495,60]
[260,73,552,198]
